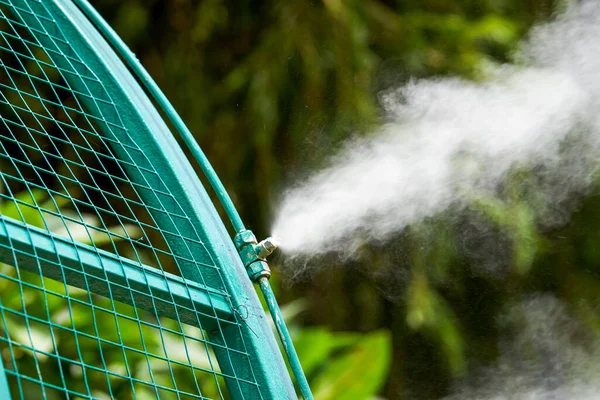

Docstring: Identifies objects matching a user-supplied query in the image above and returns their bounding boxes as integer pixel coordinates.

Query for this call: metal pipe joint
[234,230,277,282]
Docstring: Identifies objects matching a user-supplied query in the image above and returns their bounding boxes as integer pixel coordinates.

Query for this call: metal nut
[234,229,258,248]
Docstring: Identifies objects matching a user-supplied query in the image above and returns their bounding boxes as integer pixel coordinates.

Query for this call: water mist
[272,1,600,259]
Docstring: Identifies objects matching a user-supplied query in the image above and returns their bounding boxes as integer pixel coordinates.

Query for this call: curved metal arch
[4,0,296,398]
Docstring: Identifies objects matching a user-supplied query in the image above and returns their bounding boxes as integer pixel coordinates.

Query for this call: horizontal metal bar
[0,216,234,330]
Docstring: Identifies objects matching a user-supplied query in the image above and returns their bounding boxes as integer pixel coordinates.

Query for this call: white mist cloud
[272,1,600,258]
[444,295,600,400]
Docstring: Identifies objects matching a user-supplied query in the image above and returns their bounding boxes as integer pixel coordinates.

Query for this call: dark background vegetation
[92,1,596,398]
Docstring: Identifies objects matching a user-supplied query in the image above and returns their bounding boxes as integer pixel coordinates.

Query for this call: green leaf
[294,327,359,378]
[0,189,47,228]
[468,16,519,45]
[311,330,391,400]
[407,272,466,375]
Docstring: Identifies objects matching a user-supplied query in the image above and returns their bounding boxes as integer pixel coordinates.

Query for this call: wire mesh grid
[0,0,263,398]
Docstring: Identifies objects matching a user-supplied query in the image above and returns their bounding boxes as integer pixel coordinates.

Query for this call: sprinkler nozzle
[255,237,278,259]
[234,230,277,282]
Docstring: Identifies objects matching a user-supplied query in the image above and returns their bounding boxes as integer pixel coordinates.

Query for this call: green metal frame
[0,356,10,400]
[0,0,302,398]
[0,215,233,328]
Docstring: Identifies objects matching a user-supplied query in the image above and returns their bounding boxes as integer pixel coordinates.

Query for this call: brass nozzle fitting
[254,237,278,259]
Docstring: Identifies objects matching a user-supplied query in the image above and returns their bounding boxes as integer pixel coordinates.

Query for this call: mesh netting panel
[0,1,261,398]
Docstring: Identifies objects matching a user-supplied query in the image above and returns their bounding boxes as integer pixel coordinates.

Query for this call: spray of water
[444,295,600,400]
[272,1,600,258]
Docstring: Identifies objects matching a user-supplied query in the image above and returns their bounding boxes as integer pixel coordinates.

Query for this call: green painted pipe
[259,277,313,400]
[235,232,314,398]
[0,345,11,400]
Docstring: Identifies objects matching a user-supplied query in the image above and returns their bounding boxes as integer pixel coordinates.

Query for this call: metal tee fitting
[234,230,277,282]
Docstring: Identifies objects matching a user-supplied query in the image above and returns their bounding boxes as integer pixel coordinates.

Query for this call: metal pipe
[258,277,314,400]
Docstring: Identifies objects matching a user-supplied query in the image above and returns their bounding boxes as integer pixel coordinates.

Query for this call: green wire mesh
[0,0,267,398]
